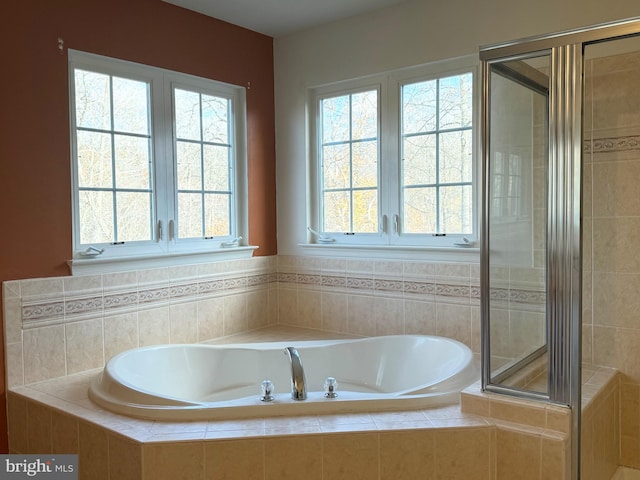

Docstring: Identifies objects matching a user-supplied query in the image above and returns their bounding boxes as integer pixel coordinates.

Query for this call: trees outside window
[311,58,477,247]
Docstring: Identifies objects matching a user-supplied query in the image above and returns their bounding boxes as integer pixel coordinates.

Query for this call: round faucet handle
[324,376,338,398]
[261,379,275,402]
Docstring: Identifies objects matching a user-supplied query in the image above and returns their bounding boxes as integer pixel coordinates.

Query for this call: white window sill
[68,246,259,276]
[298,243,479,262]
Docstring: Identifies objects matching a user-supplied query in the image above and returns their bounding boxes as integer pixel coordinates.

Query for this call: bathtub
[89,335,478,421]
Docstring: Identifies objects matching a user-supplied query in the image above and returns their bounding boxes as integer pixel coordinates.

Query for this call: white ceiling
[162,0,409,37]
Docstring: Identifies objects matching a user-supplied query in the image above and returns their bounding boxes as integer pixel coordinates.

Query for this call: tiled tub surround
[8,372,499,480]
[462,364,620,480]
[275,255,483,345]
[581,366,620,480]
[3,254,553,391]
[276,255,546,370]
[6,325,575,480]
[2,257,280,389]
[10,340,625,480]
[2,254,572,479]
[4,256,497,390]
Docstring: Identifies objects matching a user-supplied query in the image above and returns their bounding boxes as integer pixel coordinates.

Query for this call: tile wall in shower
[584,47,640,470]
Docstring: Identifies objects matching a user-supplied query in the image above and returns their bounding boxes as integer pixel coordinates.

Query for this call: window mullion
[109,75,119,243]
[155,77,170,247]
[226,100,233,233]
[348,94,354,233]
[382,76,399,244]
[146,89,155,244]
[435,78,441,234]
[199,93,206,239]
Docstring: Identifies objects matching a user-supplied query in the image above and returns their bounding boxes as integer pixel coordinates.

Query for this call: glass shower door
[481,18,640,480]
[485,53,551,395]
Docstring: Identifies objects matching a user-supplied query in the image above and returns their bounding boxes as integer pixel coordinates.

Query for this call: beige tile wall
[7,382,576,480]
[2,256,279,388]
[6,388,508,480]
[461,384,572,436]
[2,255,484,388]
[276,256,481,352]
[7,365,513,480]
[584,47,640,470]
[581,367,620,480]
[462,367,621,480]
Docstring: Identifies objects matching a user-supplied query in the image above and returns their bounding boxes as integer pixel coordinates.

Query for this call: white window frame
[307,55,480,253]
[311,77,385,245]
[68,50,252,275]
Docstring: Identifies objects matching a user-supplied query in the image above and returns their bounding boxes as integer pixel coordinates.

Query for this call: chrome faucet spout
[284,347,307,400]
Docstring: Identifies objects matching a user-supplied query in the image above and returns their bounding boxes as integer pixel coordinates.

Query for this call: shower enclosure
[481,17,640,480]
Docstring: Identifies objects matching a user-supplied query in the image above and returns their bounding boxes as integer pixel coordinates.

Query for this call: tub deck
[7,326,584,480]
[10,325,488,443]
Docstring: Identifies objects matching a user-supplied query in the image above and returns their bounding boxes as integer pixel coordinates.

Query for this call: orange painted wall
[0,0,276,452]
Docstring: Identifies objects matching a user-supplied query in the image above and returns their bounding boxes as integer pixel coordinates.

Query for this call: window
[320,89,379,233]
[73,69,154,245]
[174,87,234,239]
[401,74,473,235]
[69,50,249,268]
[310,57,477,248]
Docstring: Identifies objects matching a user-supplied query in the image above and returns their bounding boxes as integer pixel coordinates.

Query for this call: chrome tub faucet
[284,347,307,400]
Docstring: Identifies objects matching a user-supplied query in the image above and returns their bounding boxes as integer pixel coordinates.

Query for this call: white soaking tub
[88,335,478,421]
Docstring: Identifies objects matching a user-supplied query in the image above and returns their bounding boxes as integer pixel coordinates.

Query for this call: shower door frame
[480,16,640,480]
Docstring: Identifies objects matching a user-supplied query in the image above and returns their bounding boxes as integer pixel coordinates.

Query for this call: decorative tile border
[509,289,546,304]
[198,279,225,294]
[223,276,247,290]
[374,278,404,293]
[346,277,374,290]
[402,281,435,295]
[584,135,640,154]
[103,291,138,311]
[489,287,545,305]
[298,274,322,285]
[16,260,544,331]
[65,296,103,315]
[138,286,170,305]
[321,275,347,288]
[21,301,65,324]
[247,273,275,286]
[278,272,436,295]
[169,282,200,299]
[275,270,543,306]
[278,273,298,283]
[20,271,275,330]
[277,272,545,305]
[436,284,470,298]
